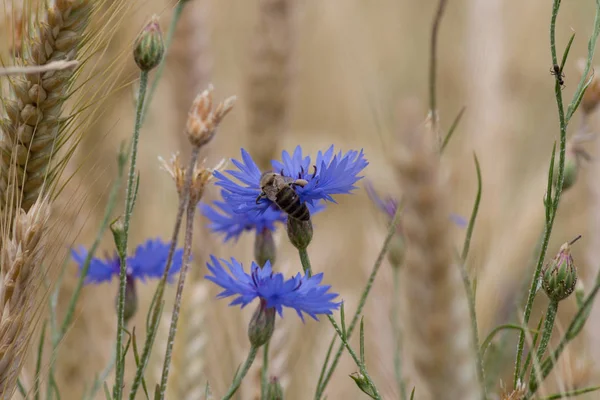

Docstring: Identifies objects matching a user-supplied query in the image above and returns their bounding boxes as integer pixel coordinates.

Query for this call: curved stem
[299,248,312,276]
[114,70,149,400]
[222,346,259,400]
[429,0,449,135]
[392,266,406,400]
[158,146,201,398]
[315,206,402,399]
[261,342,269,400]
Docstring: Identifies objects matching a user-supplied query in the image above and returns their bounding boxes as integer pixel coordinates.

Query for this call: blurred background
[10,0,600,398]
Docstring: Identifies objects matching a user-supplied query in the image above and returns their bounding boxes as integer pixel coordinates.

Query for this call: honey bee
[256,171,310,221]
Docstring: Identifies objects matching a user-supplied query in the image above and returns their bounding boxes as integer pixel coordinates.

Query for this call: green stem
[513,0,568,387]
[315,206,402,399]
[261,342,269,400]
[391,266,406,400]
[327,315,381,400]
[114,70,149,400]
[536,300,559,365]
[299,248,312,276]
[142,0,186,124]
[158,146,201,398]
[222,346,259,400]
[428,0,449,134]
[539,386,600,399]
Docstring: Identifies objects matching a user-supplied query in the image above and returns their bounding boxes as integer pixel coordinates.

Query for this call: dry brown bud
[186,85,236,147]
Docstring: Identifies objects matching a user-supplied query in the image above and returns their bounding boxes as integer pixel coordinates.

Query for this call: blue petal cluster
[214,146,368,216]
[206,256,340,321]
[71,238,184,284]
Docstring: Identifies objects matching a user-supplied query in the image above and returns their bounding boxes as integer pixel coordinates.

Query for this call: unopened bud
[133,15,164,71]
[553,151,579,192]
[286,217,313,250]
[115,276,138,325]
[248,300,275,347]
[110,216,126,260]
[387,234,405,268]
[255,228,276,267]
[542,238,579,302]
[350,372,377,399]
[266,377,284,400]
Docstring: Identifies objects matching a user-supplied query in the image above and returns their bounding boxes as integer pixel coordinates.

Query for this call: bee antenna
[280,169,284,177]
[312,165,317,179]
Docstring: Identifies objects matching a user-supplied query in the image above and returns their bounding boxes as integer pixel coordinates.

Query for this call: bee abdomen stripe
[277,189,297,210]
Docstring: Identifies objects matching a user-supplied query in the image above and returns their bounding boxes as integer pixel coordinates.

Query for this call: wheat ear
[395,125,480,400]
[245,0,294,170]
[0,0,94,214]
[0,198,49,398]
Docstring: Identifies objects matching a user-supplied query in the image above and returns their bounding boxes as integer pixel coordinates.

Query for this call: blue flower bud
[248,300,275,347]
[542,240,579,302]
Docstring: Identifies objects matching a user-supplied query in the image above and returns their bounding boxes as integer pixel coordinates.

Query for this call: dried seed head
[248,300,275,347]
[133,15,164,72]
[159,154,226,205]
[542,239,579,302]
[186,85,236,147]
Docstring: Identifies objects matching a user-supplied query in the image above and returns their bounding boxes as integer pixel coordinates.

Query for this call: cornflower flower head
[205,256,341,321]
[214,145,368,216]
[200,190,324,242]
[71,238,184,284]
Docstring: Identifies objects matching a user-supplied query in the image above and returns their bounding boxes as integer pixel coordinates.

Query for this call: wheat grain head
[395,121,480,400]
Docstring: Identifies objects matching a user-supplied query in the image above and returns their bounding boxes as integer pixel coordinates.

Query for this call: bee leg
[280,169,285,177]
[256,192,267,204]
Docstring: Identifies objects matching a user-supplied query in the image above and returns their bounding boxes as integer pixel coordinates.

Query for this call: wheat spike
[395,123,480,400]
[0,0,94,214]
[245,0,294,170]
[0,197,49,398]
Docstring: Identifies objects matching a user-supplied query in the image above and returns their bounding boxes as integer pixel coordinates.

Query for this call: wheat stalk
[245,0,294,170]
[0,0,94,214]
[395,123,480,400]
[0,197,49,398]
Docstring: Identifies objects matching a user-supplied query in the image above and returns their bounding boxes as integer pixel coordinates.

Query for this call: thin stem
[315,206,402,399]
[142,0,186,124]
[222,346,260,400]
[299,248,312,276]
[327,315,381,400]
[539,386,600,399]
[391,266,406,400]
[428,0,449,133]
[114,70,149,400]
[261,342,269,400]
[536,300,559,365]
[513,0,568,387]
[158,146,201,398]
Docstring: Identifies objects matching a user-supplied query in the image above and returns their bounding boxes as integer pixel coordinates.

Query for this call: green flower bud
[350,372,377,399]
[115,276,138,325]
[286,217,313,250]
[553,155,579,192]
[110,216,126,260]
[255,228,276,267]
[542,239,579,302]
[387,233,405,268]
[248,300,275,347]
[133,15,165,71]
[266,377,284,400]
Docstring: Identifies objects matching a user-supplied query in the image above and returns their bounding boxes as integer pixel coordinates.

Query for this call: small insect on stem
[550,64,565,89]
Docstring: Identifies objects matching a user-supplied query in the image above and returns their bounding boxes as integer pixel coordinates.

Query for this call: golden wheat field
[3,0,600,399]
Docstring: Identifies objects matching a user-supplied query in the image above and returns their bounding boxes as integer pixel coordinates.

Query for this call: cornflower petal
[205,257,340,321]
[71,247,119,283]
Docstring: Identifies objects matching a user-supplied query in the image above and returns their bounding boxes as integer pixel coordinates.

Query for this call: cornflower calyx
[542,237,580,302]
[248,299,276,347]
[286,217,312,251]
[159,153,226,206]
[186,85,236,147]
[133,15,164,72]
[266,377,284,400]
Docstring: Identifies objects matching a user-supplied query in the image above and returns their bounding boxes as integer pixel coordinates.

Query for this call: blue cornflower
[205,256,341,321]
[214,146,368,216]
[200,190,325,242]
[71,238,184,284]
